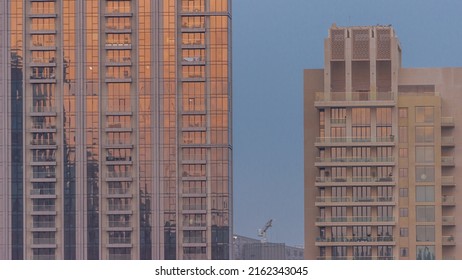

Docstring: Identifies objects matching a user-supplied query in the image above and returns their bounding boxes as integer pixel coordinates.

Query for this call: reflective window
[416,107,434,123]
[415,166,434,182]
[416,147,434,163]
[416,206,435,222]
[415,127,434,143]
[416,226,435,242]
[416,186,434,202]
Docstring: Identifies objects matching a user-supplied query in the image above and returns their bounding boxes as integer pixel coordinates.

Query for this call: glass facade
[0,0,231,260]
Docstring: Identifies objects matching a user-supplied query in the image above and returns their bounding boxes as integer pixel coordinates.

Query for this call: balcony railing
[33,238,56,245]
[107,172,132,178]
[30,139,57,145]
[30,188,55,195]
[316,196,393,203]
[108,204,131,211]
[316,236,394,243]
[316,176,394,183]
[442,236,455,245]
[442,176,455,186]
[443,216,455,225]
[317,256,394,260]
[108,238,131,244]
[33,255,55,260]
[108,254,131,260]
[442,137,455,146]
[442,195,455,205]
[316,136,394,144]
[316,216,395,223]
[33,221,55,228]
[108,221,131,228]
[315,91,394,102]
[316,157,394,163]
[442,157,455,166]
[32,205,56,211]
[33,172,56,179]
[441,117,455,127]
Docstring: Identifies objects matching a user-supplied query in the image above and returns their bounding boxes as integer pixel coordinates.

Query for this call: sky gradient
[232,0,462,246]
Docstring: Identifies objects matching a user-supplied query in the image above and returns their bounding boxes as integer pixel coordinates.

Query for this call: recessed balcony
[443,236,456,246]
[315,157,394,167]
[442,156,455,167]
[442,176,455,186]
[442,216,455,226]
[442,137,455,147]
[441,117,455,127]
[315,216,395,226]
[315,91,395,108]
[315,235,394,246]
[442,195,455,206]
[315,196,394,206]
[315,136,395,147]
[315,176,395,186]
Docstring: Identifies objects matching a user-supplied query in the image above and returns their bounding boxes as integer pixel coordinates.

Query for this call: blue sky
[232,0,462,246]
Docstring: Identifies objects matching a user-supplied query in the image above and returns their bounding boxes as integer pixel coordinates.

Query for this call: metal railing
[315,91,394,102]
[316,176,394,183]
[316,216,395,223]
[316,236,394,242]
[316,196,393,203]
[316,136,394,143]
[316,157,394,163]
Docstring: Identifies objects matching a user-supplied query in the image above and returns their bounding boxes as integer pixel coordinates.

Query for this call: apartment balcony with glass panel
[104,7,133,17]
[314,92,395,108]
[31,237,57,249]
[315,196,395,206]
[29,73,56,83]
[441,117,455,128]
[442,156,455,167]
[30,186,56,199]
[442,195,455,206]
[442,176,455,186]
[442,216,455,226]
[315,157,394,167]
[28,11,57,18]
[317,256,394,260]
[315,136,395,147]
[315,216,395,226]
[442,236,455,246]
[315,176,395,187]
[182,56,205,66]
[106,171,133,182]
[105,57,132,67]
[442,136,455,147]
[315,235,395,246]
[30,106,57,117]
[30,57,57,67]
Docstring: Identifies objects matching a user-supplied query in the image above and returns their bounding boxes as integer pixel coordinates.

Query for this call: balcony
[32,221,56,230]
[442,176,455,186]
[315,157,394,167]
[181,6,205,13]
[106,172,132,181]
[442,195,455,206]
[108,204,132,212]
[442,137,455,147]
[32,205,56,212]
[442,156,455,167]
[442,216,455,226]
[105,57,132,66]
[315,196,394,206]
[181,22,206,33]
[181,39,206,49]
[315,235,394,245]
[315,92,395,108]
[30,188,56,199]
[30,107,57,116]
[104,8,133,17]
[316,256,394,260]
[315,176,395,187]
[105,25,132,34]
[442,236,455,246]
[105,42,132,50]
[30,57,57,67]
[315,216,395,225]
[108,221,132,229]
[104,140,133,149]
[441,117,455,127]
[30,73,56,83]
[330,118,346,125]
[182,56,205,65]
[315,136,395,147]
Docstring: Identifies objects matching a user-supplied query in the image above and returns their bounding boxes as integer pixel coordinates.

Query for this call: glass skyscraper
[0,0,232,260]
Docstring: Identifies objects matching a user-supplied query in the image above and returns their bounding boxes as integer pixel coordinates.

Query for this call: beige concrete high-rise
[304,24,462,260]
[0,0,232,260]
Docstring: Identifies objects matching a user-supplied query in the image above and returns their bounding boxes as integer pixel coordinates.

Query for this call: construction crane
[258,219,273,243]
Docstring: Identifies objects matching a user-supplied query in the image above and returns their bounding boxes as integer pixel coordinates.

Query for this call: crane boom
[258,219,273,243]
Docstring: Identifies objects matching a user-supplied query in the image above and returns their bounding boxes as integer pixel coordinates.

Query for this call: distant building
[304,24,461,260]
[233,235,304,260]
